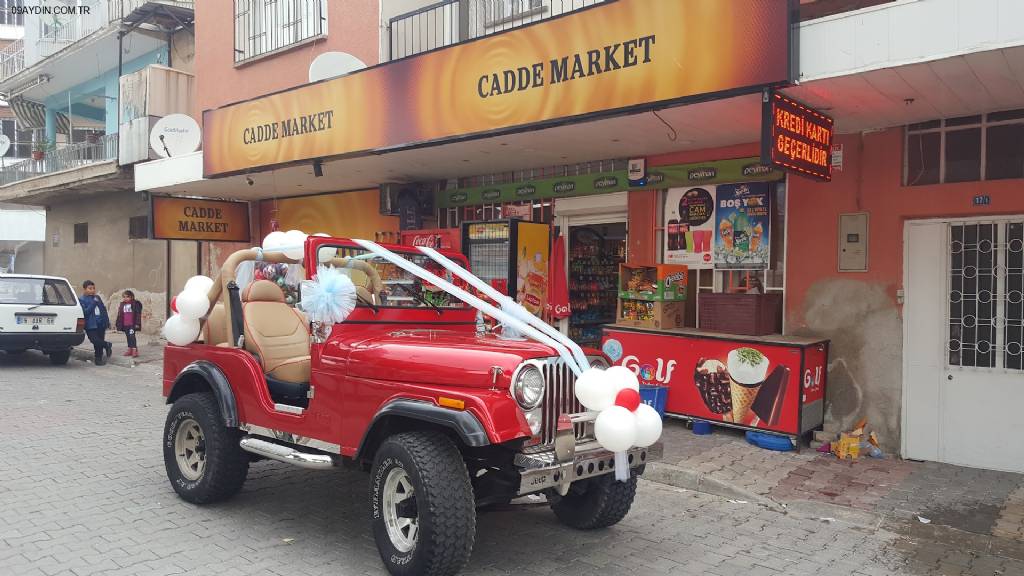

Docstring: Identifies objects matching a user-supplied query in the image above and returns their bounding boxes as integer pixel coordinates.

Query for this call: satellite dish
[309,52,367,83]
[150,114,201,158]
[0,135,9,157]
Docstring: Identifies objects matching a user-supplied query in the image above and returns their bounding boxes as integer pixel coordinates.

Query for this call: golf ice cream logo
[622,355,676,384]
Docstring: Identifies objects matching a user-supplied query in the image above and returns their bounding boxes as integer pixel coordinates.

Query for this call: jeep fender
[356,399,489,460]
[166,361,239,428]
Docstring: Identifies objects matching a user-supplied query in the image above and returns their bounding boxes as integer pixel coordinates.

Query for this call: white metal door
[904,219,1024,472]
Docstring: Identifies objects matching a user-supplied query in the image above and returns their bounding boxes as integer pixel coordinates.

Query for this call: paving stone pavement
[2,350,1023,576]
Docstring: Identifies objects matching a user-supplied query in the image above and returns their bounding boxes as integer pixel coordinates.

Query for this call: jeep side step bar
[239,437,336,470]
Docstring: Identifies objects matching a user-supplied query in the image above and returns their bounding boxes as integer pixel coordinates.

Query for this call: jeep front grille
[538,358,592,446]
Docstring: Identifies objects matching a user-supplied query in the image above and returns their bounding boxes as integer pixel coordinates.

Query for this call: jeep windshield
[0,277,77,306]
[315,245,470,310]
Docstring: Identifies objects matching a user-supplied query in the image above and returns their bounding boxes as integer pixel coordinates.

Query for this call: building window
[1,119,32,158]
[128,215,149,239]
[234,0,326,63]
[73,223,88,244]
[484,0,546,27]
[905,109,1024,185]
[0,0,25,26]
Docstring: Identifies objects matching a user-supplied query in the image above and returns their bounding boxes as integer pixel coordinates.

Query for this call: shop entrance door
[903,219,1024,472]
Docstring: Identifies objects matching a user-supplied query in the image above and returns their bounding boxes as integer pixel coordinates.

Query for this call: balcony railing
[388,0,606,61]
[0,134,118,187]
[0,1,195,83]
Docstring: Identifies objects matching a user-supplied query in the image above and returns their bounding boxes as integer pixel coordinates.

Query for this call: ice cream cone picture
[694,358,732,418]
[726,347,770,424]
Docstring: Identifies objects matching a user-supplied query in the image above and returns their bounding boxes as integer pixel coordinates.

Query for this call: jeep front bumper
[514,440,662,496]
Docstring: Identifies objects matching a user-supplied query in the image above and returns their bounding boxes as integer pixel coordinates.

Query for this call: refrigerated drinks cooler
[461,220,550,315]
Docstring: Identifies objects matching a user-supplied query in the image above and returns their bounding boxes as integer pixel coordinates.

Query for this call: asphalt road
[0,351,1014,576]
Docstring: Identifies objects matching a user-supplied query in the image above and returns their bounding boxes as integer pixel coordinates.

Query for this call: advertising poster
[515,222,550,316]
[714,182,772,269]
[602,328,827,435]
[664,187,715,269]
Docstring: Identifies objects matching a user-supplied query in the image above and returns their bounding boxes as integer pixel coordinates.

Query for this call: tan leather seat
[203,302,229,346]
[242,280,310,384]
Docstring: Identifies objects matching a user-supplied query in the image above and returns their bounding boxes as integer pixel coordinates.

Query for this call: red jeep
[161,238,660,576]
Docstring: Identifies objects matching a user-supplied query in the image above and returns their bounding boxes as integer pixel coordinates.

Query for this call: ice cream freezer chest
[601,326,828,437]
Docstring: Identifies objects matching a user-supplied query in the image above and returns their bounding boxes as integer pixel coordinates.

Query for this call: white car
[0,274,85,364]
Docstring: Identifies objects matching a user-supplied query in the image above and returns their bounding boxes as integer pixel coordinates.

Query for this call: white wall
[0,206,45,241]
[800,0,1024,81]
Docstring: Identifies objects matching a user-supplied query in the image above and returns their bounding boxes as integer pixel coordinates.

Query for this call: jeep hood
[344,329,560,388]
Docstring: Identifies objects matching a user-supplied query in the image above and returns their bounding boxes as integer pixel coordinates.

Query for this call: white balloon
[163,314,200,346]
[176,289,210,320]
[594,406,637,452]
[633,403,663,447]
[262,231,287,250]
[183,275,214,295]
[283,229,307,261]
[606,365,640,393]
[574,368,616,412]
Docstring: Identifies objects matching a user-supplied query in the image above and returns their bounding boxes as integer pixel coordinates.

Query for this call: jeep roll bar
[203,246,381,348]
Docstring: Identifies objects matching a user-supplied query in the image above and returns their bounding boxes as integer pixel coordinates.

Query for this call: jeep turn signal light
[438,397,465,410]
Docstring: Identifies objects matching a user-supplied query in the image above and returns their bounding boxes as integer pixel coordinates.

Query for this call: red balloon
[170,296,178,313]
[614,388,641,412]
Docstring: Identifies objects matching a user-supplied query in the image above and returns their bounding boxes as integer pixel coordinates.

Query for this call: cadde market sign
[203,0,791,178]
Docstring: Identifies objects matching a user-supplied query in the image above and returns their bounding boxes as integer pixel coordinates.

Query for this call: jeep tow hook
[239,437,336,470]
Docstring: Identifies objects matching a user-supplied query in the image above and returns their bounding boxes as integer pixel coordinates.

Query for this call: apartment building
[0,0,195,331]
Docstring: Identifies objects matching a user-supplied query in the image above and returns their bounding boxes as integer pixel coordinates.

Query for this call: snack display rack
[616,263,688,330]
[568,227,625,348]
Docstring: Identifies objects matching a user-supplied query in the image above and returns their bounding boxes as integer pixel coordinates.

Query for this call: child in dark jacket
[115,290,143,357]
[79,280,112,365]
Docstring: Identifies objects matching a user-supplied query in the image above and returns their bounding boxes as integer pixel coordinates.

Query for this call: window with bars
[0,0,24,26]
[234,0,326,64]
[905,109,1024,186]
[948,222,1024,371]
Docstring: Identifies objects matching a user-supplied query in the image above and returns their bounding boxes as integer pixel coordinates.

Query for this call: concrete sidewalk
[654,420,1024,544]
[72,330,164,368]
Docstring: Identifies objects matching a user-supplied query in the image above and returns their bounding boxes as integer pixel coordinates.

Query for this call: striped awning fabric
[9,96,70,134]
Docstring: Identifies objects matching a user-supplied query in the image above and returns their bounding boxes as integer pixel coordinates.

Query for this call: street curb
[644,462,782,510]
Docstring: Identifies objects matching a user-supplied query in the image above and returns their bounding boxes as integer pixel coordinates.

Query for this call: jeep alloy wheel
[370,431,475,576]
[382,467,419,552]
[163,392,249,504]
[174,418,206,481]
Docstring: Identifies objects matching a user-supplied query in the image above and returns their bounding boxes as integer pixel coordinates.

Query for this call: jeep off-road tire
[549,472,638,530]
[48,350,70,365]
[370,431,475,576]
[163,392,249,504]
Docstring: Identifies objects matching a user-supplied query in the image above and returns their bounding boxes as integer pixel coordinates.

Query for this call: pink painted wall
[194,1,380,118]
[642,132,1024,450]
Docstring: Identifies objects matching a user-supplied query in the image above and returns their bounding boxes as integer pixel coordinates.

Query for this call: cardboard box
[616,299,685,330]
[618,263,688,301]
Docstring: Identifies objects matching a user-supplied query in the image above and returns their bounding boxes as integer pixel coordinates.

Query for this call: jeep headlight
[512,364,545,410]
[590,356,610,369]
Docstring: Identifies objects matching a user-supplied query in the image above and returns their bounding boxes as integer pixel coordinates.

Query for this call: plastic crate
[639,385,669,418]
[698,293,782,335]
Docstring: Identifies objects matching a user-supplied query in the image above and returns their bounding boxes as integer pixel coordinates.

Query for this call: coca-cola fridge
[400,228,462,252]
[461,220,550,316]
